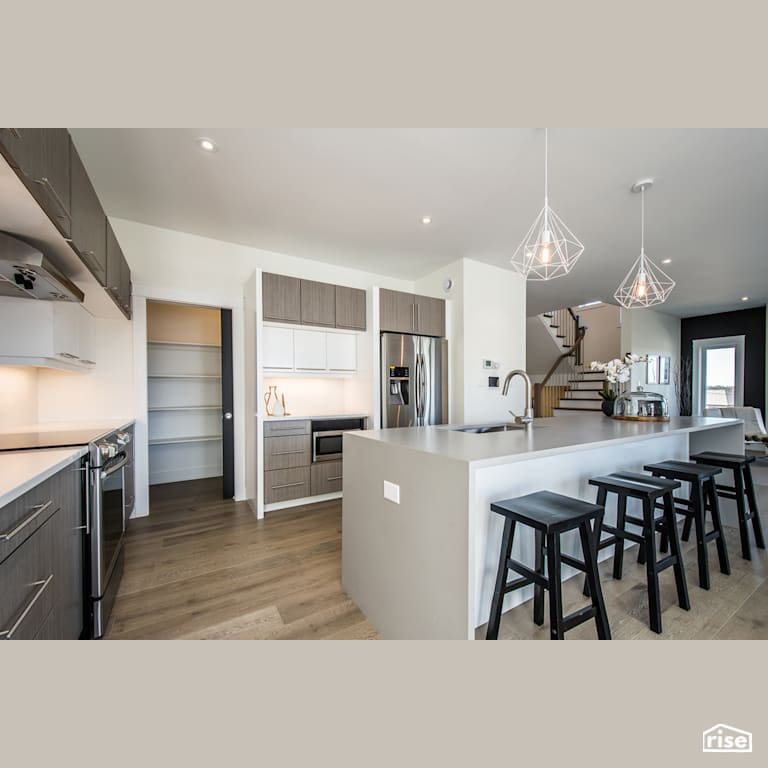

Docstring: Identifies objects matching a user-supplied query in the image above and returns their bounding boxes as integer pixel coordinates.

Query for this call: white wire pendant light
[614,179,675,308]
[510,128,584,280]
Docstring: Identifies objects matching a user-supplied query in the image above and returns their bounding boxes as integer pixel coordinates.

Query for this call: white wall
[620,307,681,416]
[416,258,526,423]
[526,316,561,375]
[579,303,621,365]
[0,366,38,429]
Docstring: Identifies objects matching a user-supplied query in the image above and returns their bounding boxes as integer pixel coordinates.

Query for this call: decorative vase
[264,385,277,416]
[601,399,615,417]
[281,393,290,416]
[272,389,285,417]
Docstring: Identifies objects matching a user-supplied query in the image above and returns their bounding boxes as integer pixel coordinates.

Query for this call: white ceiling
[70,128,768,317]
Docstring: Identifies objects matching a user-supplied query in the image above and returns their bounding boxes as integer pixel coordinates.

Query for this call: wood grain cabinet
[70,140,107,286]
[301,280,336,327]
[0,128,71,238]
[380,289,445,337]
[0,457,85,640]
[263,273,301,324]
[335,285,366,330]
[106,222,132,319]
[264,434,312,471]
[310,460,343,495]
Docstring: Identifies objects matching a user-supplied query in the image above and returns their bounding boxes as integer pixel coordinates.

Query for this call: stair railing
[533,309,587,417]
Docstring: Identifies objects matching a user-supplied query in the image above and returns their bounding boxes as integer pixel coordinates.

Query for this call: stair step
[557,399,603,410]
[566,384,604,391]
[565,391,604,400]
[554,406,603,413]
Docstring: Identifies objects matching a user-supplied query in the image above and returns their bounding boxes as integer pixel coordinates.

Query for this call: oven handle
[100,455,129,480]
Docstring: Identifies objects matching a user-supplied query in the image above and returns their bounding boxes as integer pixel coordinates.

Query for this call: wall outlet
[482,359,494,369]
[488,376,499,388]
[383,480,400,504]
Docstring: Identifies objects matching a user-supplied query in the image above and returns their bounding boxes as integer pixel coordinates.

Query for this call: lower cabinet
[0,457,85,640]
[264,466,311,504]
[310,460,343,495]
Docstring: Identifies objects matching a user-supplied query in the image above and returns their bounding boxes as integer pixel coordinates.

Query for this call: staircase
[553,365,606,413]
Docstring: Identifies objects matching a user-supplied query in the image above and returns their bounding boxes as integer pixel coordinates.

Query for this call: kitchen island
[341,413,744,639]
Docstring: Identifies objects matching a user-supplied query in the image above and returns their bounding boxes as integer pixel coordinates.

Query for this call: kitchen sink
[448,422,530,433]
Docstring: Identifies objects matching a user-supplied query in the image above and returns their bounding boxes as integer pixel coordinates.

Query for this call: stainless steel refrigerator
[381,332,448,427]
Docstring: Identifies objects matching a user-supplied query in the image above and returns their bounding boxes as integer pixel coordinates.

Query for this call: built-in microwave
[311,417,366,463]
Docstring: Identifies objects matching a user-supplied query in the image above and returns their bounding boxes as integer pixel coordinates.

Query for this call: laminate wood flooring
[105,478,379,640]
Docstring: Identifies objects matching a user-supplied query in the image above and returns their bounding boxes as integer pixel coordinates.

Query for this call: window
[692,335,745,416]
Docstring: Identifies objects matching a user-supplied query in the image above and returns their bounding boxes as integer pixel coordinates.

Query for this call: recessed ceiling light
[578,300,603,308]
[196,137,218,153]
[742,296,749,301]
[421,216,432,225]
[661,258,672,264]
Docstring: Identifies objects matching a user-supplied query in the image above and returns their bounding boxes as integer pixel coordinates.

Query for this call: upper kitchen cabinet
[263,272,301,324]
[415,294,445,337]
[300,279,336,327]
[106,222,132,319]
[70,140,107,286]
[0,128,71,238]
[335,285,366,330]
[380,289,445,337]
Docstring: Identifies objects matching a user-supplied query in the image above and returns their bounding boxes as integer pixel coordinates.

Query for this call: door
[416,295,446,337]
[421,336,449,425]
[294,329,327,370]
[327,332,357,371]
[70,143,107,285]
[300,280,336,327]
[692,335,745,416]
[221,309,235,499]
[381,333,418,428]
[335,285,366,330]
[262,273,301,323]
[380,289,416,334]
[263,326,294,370]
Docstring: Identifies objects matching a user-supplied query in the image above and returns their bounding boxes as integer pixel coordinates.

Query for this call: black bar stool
[486,491,610,640]
[690,451,765,560]
[644,460,730,590]
[588,472,689,634]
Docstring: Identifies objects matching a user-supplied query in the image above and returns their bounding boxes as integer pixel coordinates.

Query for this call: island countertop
[347,413,743,468]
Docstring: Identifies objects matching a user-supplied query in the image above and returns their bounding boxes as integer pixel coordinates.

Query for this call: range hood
[0,231,84,303]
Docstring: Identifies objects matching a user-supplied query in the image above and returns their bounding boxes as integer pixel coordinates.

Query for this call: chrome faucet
[502,369,534,429]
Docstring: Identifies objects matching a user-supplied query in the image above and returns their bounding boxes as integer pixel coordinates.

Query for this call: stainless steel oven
[311,418,366,463]
[88,424,133,638]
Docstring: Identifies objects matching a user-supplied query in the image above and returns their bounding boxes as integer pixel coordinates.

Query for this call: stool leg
[734,468,752,560]
[613,493,627,580]
[707,478,730,576]
[692,479,711,590]
[663,490,690,611]
[533,529,545,626]
[643,497,663,634]
[681,489,693,542]
[486,517,516,640]
[583,486,607,597]
[546,532,564,640]
[743,464,766,549]
[579,515,611,640]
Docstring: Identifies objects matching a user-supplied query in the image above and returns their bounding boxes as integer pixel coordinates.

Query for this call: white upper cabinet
[327,332,357,371]
[262,326,294,370]
[294,329,327,370]
[0,297,95,370]
[262,324,358,374]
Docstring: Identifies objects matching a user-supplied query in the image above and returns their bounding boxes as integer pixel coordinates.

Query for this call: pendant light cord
[544,127,548,204]
[640,186,645,253]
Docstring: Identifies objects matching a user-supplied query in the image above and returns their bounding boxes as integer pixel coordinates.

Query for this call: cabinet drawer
[264,435,311,471]
[0,513,57,640]
[264,467,310,504]
[0,474,60,565]
[264,420,311,437]
[311,461,343,495]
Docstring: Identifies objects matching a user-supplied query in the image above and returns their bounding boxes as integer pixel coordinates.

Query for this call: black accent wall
[680,306,766,415]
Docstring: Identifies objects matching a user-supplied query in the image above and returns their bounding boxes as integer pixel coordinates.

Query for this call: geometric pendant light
[614,179,675,308]
[510,128,585,280]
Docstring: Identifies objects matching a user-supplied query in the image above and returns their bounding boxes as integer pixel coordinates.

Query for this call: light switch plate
[383,480,400,504]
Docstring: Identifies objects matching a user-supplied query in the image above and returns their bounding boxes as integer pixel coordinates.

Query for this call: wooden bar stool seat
[486,491,610,640]
[588,471,690,634]
[644,460,730,590]
[690,451,765,560]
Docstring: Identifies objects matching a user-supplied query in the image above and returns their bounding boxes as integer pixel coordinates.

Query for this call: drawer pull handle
[33,177,69,220]
[0,574,54,639]
[1,500,53,541]
[271,481,305,490]
[272,450,305,455]
[327,476,342,482]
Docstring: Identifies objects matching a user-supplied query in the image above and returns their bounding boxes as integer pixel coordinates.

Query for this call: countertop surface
[347,413,743,468]
[0,419,135,452]
[0,447,88,508]
[262,413,370,422]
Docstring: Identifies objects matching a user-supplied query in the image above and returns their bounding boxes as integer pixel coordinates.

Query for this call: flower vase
[272,389,285,417]
[601,399,615,417]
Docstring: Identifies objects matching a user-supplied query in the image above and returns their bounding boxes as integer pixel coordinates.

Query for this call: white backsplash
[264,377,357,416]
[0,366,39,429]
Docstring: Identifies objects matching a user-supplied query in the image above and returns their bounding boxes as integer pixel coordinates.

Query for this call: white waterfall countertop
[348,413,743,468]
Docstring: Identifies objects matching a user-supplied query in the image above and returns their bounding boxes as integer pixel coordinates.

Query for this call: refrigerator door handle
[414,352,422,422]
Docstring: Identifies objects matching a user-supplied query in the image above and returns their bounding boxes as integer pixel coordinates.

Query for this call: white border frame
[692,334,745,416]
